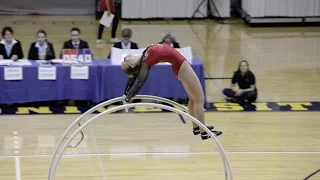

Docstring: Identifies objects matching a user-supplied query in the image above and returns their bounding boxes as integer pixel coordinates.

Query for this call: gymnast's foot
[193,125,214,135]
[193,126,222,140]
[201,130,223,140]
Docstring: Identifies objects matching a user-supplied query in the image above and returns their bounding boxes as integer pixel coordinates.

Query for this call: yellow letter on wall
[16,107,52,114]
[95,105,118,113]
[64,106,81,113]
[252,103,272,111]
[214,103,244,111]
[277,102,312,111]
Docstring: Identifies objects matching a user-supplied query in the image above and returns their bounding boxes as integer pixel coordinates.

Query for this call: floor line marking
[13,131,21,180]
[15,156,22,180]
[2,151,320,158]
[88,124,108,180]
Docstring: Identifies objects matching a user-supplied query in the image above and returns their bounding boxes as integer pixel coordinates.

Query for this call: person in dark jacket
[28,29,56,60]
[60,27,91,58]
[108,28,138,58]
[159,33,180,48]
[0,26,23,60]
[223,60,258,103]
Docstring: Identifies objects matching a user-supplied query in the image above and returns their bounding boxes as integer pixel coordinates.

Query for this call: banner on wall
[110,47,193,65]
[0,0,95,15]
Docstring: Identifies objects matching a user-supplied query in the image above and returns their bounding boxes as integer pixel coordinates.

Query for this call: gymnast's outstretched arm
[125,61,150,102]
[123,75,137,95]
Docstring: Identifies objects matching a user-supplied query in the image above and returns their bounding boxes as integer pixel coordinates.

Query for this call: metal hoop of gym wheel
[48,95,233,180]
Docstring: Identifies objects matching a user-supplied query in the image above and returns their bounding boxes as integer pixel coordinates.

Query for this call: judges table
[0,58,206,104]
[0,60,101,104]
[97,58,206,100]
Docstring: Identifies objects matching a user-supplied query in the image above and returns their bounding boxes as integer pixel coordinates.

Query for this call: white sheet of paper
[37,60,48,63]
[100,11,115,28]
[176,47,193,64]
[157,62,171,65]
[71,66,89,79]
[0,60,13,66]
[4,67,23,80]
[38,66,57,80]
[12,60,32,66]
[51,59,63,63]
[37,60,51,66]
[111,48,145,65]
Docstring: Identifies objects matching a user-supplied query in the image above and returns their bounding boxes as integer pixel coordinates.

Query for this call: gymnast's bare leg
[178,61,222,139]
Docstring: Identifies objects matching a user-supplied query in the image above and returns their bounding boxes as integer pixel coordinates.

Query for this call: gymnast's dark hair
[70,27,81,34]
[2,26,14,36]
[36,29,47,37]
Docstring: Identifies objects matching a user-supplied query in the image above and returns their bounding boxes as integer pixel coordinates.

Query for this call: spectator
[60,27,90,58]
[108,28,138,58]
[159,33,180,48]
[28,29,56,60]
[223,60,257,103]
[97,0,121,43]
[0,26,23,60]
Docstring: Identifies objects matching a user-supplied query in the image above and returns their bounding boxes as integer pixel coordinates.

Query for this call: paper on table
[51,59,63,63]
[99,11,115,28]
[0,60,13,66]
[37,60,48,63]
[12,59,32,66]
[157,62,171,65]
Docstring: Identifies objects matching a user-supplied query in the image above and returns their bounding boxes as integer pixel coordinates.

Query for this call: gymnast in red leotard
[121,44,222,140]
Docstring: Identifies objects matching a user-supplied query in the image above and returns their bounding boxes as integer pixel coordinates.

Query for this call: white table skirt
[122,0,231,19]
[242,0,320,17]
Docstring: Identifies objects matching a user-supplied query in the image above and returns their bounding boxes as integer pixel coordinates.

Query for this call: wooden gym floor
[0,15,319,180]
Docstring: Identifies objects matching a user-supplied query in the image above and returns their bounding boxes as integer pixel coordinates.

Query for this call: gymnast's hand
[122,94,128,104]
[235,89,243,96]
[123,94,133,104]
[122,94,130,112]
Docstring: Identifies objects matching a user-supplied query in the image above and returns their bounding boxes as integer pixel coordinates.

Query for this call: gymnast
[121,44,222,140]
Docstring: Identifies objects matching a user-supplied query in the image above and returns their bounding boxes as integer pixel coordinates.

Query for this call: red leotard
[123,44,186,101]
[100,0,116,13]
[143,44,185,77]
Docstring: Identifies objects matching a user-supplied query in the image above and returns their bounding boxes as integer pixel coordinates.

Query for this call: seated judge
[223,60,258,103]
[60,27,90,58]
[108,28,138,58]
[28,29,56,60]
[159,32,180,48]
[0,26,23,60]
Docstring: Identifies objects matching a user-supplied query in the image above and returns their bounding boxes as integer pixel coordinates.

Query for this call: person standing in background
[97,0,121,44]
